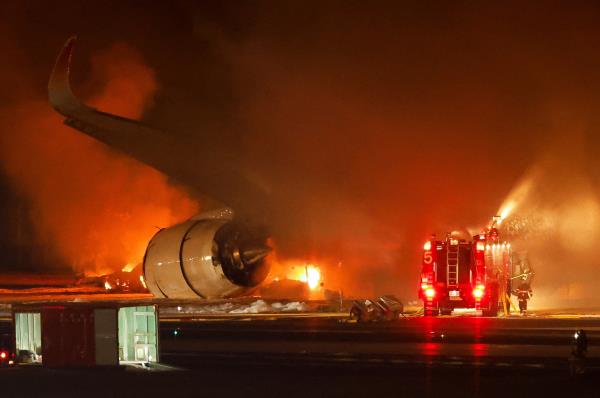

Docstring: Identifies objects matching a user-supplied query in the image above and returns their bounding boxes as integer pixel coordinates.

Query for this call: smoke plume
[0,40,198,275]
[3,2,600,307]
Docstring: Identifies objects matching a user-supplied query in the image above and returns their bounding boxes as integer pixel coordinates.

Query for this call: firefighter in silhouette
[515,284,532,314]
[511,258,534,315]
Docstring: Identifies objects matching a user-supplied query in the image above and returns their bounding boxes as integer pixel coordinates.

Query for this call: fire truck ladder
[447,244,459,287]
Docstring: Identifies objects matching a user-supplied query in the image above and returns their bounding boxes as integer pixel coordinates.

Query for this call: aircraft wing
[48,37,271,224]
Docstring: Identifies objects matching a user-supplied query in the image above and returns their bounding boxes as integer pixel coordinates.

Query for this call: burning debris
[288,264,322,290]
[79,264,147,293]
[259,251,327,300]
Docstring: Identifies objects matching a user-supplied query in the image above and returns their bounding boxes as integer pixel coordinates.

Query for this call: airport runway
[2,312,600,397]
[159,316,600,369]
[155,315,600,397]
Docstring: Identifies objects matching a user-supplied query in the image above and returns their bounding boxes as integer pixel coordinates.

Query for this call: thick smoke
[0,39,198,275]
[208,3,600,302]
[2,2,600,306]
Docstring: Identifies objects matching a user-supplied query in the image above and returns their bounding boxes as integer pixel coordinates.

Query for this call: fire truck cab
[418,228,511,317]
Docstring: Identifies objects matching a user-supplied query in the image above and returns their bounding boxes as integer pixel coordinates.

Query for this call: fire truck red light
[0,352,6,359]
[425,288,435,298]
[423,241,432,251]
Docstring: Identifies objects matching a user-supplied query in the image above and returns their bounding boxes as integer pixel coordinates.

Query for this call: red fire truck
[418,222,511,316]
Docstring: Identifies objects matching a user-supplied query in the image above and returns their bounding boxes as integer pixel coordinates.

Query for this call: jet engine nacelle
[47,38,272,299]
[143,210,270,299]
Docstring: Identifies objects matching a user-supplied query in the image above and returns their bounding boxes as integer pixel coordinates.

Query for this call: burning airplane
[48,37,272,299]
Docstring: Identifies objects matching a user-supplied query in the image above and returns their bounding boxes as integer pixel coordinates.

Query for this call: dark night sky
[1,1,600,301]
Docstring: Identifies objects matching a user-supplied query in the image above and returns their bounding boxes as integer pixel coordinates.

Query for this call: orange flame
[0,42,199,276]
[286,264,321,290]
[303,265,322,290]
[121,263,137,273]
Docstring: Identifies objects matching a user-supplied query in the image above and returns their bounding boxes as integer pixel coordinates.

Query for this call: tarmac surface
[1,294,600,397]
[1,314,600,397]
[159,315,600,366]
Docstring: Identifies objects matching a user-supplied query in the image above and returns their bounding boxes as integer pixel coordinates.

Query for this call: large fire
[266,246,326,295]
[121,263,137,273]
[0,42,199,277]
[288,264,322,290]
